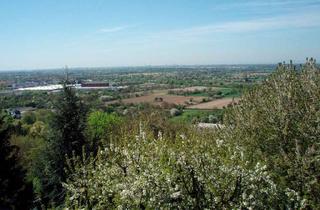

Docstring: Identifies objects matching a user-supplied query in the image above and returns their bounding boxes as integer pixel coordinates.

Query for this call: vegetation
[0,112,32,209]
[170,109,224,124]
[86,110,122,151]
[31,84,88,206]
[224,59,320,208]
[62,59,320,209]
[0,59,319,209]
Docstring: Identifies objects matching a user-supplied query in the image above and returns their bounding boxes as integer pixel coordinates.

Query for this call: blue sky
[1,0,320,70]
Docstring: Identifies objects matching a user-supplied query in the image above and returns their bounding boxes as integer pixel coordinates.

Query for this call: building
[81,82,109,88]
[197,123,225,129]
[9,109,21,119]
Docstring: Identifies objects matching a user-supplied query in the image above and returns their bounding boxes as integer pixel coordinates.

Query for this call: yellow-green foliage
[87,111,122,141]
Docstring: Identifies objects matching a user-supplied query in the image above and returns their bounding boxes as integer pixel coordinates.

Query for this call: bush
[224,58,320,208]
[64,125,288,209]
[86,111,123,150]
[170,108,182,117]
[63,59,319,209]
[22,112,36,125]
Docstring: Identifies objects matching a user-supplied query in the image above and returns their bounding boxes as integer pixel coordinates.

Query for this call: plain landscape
[1,0,320,209]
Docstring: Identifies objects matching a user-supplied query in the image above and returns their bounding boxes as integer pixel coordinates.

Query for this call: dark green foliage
[0,91,51,109]
[22,112,36,125]
[35,84,88,206]
[0,112,32,209]
[50,85,87,156]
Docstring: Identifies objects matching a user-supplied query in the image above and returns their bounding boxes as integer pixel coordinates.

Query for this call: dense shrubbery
[224,59,320,208]
[62,59,320,209]
[63,123,299,209]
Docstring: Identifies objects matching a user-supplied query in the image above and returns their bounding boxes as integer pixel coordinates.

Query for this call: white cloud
[92,10,320,53]
[98,24,137,33]
[155,11,320,39]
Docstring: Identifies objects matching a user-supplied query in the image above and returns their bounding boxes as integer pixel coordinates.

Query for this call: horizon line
[0,63,280,72]
[0,61,310,72]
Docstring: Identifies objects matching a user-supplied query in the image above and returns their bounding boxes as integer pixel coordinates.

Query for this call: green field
[170,109,224,123]
[179,87,242,98]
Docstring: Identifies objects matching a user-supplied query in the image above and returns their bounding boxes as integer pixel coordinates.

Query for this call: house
[197,123,225,129]
[9,109,21,119]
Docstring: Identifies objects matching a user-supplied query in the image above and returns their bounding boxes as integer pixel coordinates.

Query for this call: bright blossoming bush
[63,125,301,209]
[224,58,320,208]
[63,59,318,209]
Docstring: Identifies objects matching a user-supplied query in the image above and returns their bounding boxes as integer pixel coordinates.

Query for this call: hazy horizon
[0,63,285,72]
[1,0,320,70]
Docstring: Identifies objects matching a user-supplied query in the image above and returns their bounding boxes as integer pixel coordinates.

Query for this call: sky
[0,0,320,70]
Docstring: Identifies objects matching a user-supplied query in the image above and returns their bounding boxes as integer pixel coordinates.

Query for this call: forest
[1,59,320,209]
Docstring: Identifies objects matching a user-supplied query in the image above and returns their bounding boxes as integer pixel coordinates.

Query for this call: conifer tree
[37,83,87,206]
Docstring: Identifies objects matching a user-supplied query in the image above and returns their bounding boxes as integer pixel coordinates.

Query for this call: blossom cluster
[63,124,301,209]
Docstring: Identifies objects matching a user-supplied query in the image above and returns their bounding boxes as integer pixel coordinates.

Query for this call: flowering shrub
[224,59,320,208]
[63,124,301,209]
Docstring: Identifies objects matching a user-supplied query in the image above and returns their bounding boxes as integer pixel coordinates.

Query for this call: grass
[180,87,241,98]
[219,88,241,98]
[170,109,224,124]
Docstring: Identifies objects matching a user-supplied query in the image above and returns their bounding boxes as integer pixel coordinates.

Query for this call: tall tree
[0,111,32,209]
[36,84,88,206]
